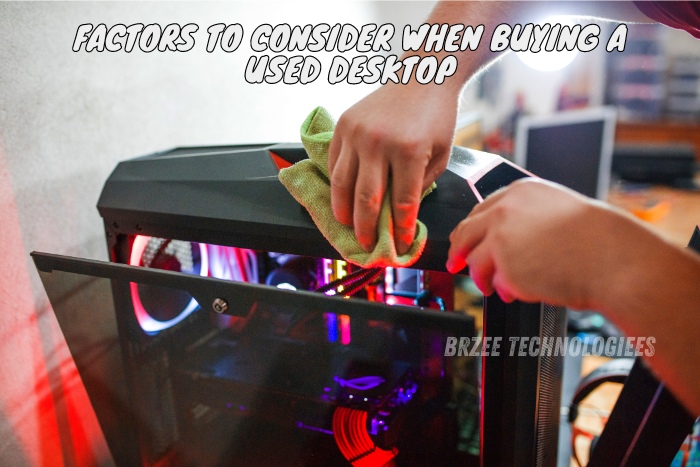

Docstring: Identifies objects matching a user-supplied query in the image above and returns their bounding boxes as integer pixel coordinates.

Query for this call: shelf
[615,121,700,161]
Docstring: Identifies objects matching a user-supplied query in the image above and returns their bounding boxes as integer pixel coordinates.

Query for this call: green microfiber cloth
[278,106,434,268]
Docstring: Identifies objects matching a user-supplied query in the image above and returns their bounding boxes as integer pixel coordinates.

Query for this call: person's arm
[329,1,652,254]
[446,178,700,415]
[328,1,512,254]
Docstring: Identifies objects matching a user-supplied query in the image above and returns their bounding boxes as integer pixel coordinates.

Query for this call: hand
[328,81,461,255]
[446,178,645,309]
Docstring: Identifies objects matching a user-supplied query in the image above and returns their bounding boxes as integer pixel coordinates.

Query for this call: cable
[332,407,398,467]
[336,268,383,297]
[315,267,377,294]
[315,267,383,297]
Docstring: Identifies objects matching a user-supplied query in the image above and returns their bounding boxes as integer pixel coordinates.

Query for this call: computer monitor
[514,107,617,200]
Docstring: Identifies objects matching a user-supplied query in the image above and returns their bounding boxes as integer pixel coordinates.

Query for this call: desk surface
[607,180,700,248]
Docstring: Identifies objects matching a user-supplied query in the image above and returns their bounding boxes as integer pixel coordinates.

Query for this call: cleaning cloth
[278,107,434,268]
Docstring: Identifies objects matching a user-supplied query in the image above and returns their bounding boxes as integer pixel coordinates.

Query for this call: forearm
[521,1,652,23]
[592,211,700,414]
[411,1,651,93]
[417,2,515,88]
[445,178,699,411]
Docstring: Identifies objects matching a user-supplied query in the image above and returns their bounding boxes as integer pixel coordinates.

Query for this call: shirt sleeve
[633,1,700,39]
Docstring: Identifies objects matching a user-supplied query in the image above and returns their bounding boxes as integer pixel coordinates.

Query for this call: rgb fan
[129,235,208,334]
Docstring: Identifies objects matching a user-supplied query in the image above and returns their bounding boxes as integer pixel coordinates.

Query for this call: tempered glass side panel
[35,261,139,465]
[33,253,476,467]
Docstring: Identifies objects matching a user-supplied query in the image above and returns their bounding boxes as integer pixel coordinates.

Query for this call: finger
[328,131,342,178]
[492,271,516,303]
[446,252,467,275]
[422,146,449,192]
[353,157,388,252]
[330,147,358,226]
[465,244,495,296]
[446,213,490,273]
[328,115,348,177]
[391,156,426,256]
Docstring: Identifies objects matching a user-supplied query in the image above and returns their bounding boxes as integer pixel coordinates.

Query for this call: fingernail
[360,241,375,253]
[397,241,410,256]
[447,257,466,274]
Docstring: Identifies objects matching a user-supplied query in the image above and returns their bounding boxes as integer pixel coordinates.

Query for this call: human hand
[328,81,461,255]
[446,178,647,309]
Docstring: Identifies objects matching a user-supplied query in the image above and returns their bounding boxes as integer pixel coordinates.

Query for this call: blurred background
[1,1,698,465]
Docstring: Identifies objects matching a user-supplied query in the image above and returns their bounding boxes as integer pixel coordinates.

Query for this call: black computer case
[33,143,566,466]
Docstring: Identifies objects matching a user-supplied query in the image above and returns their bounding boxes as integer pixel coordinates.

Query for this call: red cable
[333,407,397,467]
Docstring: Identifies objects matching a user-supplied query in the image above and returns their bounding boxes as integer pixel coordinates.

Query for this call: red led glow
[339,314,351,345]
[332,407,397,466]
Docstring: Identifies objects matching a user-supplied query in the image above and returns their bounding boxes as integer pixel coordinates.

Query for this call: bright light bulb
[517,17,579,72]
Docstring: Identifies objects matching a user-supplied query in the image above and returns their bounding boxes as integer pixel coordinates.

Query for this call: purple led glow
[334,375,385,391]
[296,422,334,435]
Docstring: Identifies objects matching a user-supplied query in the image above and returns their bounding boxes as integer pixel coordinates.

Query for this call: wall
[464,21,700,133]
[0,2,374,465]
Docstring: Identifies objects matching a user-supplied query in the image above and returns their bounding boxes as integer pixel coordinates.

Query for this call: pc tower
[34,143,566,466]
